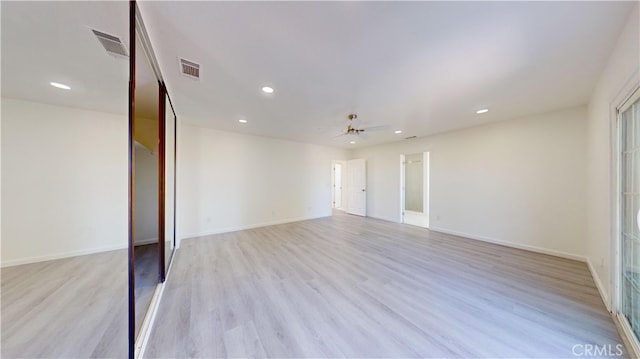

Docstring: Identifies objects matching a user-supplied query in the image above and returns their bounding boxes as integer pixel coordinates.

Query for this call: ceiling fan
[334,114,388,138]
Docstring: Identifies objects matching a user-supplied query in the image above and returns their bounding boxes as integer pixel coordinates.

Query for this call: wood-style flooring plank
[1,249,128,358]
[145,212,627,358]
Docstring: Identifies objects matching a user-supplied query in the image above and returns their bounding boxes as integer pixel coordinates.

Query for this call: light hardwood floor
[1,249,128,358]
[136,243,161,336]
[145,212,626,358]
[1,244,165,358]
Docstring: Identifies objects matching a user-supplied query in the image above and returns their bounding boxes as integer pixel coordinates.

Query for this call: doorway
[401,152,429,228]
[332,160,346,211]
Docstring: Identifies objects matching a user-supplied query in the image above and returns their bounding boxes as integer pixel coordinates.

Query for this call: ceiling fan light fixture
[50,82,71,90]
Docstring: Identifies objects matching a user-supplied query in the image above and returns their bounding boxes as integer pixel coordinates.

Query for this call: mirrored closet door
[1,1,129,357]
[1,1,177,357]
[129,1,177,356]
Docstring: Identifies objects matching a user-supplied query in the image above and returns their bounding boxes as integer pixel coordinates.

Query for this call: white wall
[352,107,588,259]
[177,123,348,241]
[1,98,128,266]
[586,4,640,308]
[134,143,158,245]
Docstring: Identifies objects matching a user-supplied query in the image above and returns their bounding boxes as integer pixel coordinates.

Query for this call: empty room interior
[2,1,640,358]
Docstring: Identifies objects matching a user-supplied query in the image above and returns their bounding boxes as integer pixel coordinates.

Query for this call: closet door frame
[158,82,167,283]
[128,1,176,356]
[127,2,136,357]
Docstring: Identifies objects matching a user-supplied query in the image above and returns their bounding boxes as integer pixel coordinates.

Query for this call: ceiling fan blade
[360,125,390,132]
[333,132,347,138]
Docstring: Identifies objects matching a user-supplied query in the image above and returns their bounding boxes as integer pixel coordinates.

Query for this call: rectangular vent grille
[180,58,200,79]
[404,136,417,140]
[92,29,128,57]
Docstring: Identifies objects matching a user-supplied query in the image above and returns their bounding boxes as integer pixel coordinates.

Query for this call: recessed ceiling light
[50,82,70,90]
[394,130,403,134]
[350,141,356,144]
[239,119,248,124]
[261,86,274,94]
[476,108,489,114]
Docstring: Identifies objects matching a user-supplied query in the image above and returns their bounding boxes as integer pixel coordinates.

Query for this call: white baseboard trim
[429,226,587,263]
[428,227,616,317]
[616,312,640,359]
[1,243,127,268]
[587,259,611,311]
[179,214,331,240]
[134,237,158,246]
[366,214,401,224]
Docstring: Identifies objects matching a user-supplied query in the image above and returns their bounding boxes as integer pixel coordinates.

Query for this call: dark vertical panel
[127,1,136,358]
[158,82,167,282]
[173,106,177,251]
[165,95,178,256]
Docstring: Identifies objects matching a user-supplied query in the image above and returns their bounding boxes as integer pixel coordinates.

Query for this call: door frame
[127,2,136,356]
[612,83,640,357]
[400,152,430,228]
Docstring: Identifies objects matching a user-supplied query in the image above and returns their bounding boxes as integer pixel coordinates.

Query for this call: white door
[347,159,366,216]
[334,163,343,209]
[401,152,429,228]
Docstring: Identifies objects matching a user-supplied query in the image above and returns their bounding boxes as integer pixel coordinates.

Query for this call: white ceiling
[1,1,156,120]
[1,1,130,116]
[2,1,636,149]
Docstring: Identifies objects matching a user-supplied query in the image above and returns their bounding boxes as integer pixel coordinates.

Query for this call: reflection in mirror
[133,30,160,338]
[1,1,128,357]
[404,153,424,212]
[164,95,177,272]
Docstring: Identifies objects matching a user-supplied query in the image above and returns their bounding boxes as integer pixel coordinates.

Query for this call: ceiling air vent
[91,29,128,58]
[405,136,417,140]
[179,58,200,80]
